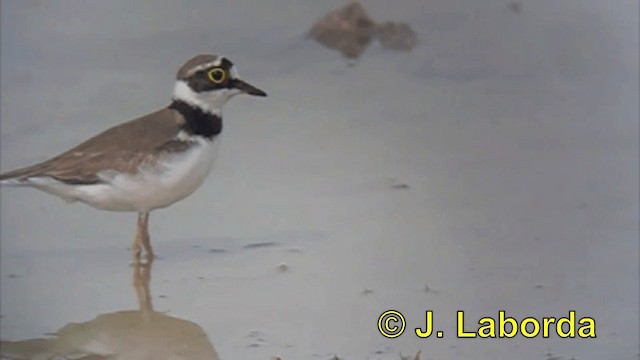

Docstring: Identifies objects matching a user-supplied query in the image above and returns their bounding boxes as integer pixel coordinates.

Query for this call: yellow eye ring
[207,68,226,84]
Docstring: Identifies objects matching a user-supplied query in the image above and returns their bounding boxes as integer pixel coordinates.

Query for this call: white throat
[172,80,239,115]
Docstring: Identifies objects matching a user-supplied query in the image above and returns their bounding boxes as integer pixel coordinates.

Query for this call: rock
[308,2,377,58]
[376,22,417,51]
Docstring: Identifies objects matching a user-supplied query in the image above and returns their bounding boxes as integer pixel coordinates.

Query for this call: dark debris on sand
[308,2,417,59]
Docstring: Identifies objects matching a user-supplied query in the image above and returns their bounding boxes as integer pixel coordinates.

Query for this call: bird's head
[173,54,266,114]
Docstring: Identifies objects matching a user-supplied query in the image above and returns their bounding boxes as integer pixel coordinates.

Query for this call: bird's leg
[138,211,154,261]
[132,211,152,263]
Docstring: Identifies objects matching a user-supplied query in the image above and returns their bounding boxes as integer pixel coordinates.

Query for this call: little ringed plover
[0,54,267,261]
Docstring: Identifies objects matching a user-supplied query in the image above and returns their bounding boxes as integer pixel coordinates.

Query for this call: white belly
[34,137,220,212]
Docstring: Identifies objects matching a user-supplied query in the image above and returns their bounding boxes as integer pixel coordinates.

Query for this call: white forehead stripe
[184,61,239,81]
[186,58,224,77]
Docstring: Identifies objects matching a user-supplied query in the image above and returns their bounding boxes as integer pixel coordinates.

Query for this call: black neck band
[168,100,222,139]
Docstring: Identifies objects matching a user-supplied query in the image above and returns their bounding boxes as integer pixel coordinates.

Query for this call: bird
[0,54,267,262]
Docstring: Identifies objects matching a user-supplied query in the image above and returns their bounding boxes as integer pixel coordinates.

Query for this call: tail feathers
[0,173,35,186]
[0,163,51,186]
[0,178,32,186]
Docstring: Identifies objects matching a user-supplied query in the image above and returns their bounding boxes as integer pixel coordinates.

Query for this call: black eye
[207,68,226,84]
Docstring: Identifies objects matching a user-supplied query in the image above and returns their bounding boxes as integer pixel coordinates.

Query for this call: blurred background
[1,1,638,359]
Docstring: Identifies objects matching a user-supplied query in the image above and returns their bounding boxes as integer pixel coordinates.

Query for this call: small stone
[376,22,417,51]
[277,262,289,272]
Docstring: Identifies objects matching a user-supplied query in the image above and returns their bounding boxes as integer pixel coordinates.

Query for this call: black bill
[232,79,267,97]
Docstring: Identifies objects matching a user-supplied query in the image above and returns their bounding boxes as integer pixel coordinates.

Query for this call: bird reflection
[0,261,218,360]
